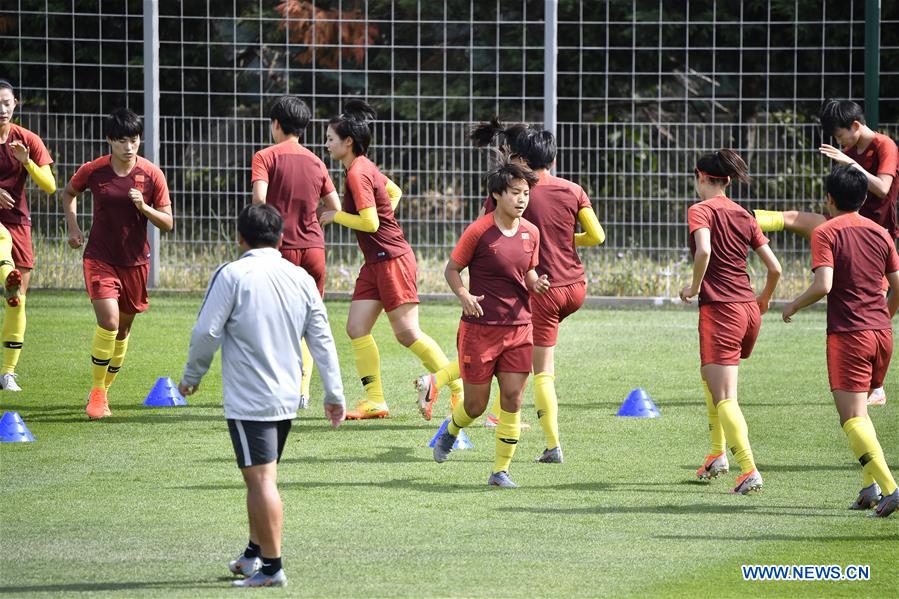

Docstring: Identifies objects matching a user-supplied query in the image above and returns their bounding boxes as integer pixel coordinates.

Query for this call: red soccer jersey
[483,170,592,287]
[342,155,410,263]
[69,155,171,267]
[251,141,335,249]
[844,133,899,238]
[451,214,540,325]
[0,123,53,225]
[811,212,899,334]
[688,195,769,305]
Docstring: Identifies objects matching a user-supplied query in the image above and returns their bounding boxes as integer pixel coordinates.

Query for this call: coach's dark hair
[0,79,14,95]
[825,164,868,212]
[484,149,539,198]
[238,203,283,248]
[471,117,555,170]
[820,100,866,136]
[105,108,143,140]
[270,95,311,138]
[695,149,750,184]
[328,99,376,156]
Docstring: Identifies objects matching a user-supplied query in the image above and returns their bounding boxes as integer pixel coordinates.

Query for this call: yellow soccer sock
[104,335,129,389]
[534,372,560,450]
[351,335,384,404]
[0,225,13,281]
[494,408,522,473]
[409,334,464,399]
[753,209,785,233]
[91,325,117,390]
[2,296,26,374]
[0,259,12,282]
[300,338,313,398]
[447,400,476,436]
[434,360,460,389]
[703,381,726,455]
[861,416,876,487]
[489,392,501,420]
[717,399,756,474]
[843,416,898,495]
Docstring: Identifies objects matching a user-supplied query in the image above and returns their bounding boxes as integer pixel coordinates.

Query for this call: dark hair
[820,100,866,136]
[825,164,868,212]
[484,149,539,197]
[328,99,376,156]
[471,117,556,170]
[238,203,283,248]
[270,95,311,138]
[0,79,14,95]
[105,108,143,139]
[694,149,750,183]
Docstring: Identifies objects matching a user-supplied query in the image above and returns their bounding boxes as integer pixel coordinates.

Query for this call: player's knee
[345,321,368,339]
[393,328,418,347]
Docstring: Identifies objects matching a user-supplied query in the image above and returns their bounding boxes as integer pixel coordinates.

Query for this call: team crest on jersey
[521,232,530,239]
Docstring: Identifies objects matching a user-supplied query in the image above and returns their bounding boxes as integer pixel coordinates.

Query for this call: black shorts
[227,419,293,469]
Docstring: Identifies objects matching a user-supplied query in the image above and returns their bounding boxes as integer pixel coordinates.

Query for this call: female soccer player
[679,149,781,495]
[418,118,604,462]
[432,155,549,488]
[782,165,899,518]
[319,100,462,419]
[0,79,57,391]
[61,108,173,419]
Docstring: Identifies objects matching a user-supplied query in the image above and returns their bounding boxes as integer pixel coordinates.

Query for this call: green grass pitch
[1,291,896,597]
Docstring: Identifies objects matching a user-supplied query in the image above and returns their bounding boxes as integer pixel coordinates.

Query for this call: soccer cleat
[867,387,887,406]
[4,268,21,307]
[344,399,389,420]
[0,372,21,392]
[487,471,519,488]
[696,452,729,480]
[298,394,309,410]
[870,489,899,518]
[432,428,457,463]
[731,469,763,495]
[484,413,499,428]
[228,554,262,577]
[231,569,288,588]
[85,388,111,420]
[535,447,563,464]
[414,374,439,421]
[849,482,881,510]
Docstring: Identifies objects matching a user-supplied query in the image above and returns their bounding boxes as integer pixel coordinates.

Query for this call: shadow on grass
[654,533,899,543]
[497,504,854,518]
[0,580,221,594]
[21,412,223,424]
[179,477,500,494]
[200,445,433,464]
[678,463,859,473]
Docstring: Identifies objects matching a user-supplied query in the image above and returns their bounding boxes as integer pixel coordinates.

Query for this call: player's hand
[0,188,14,209]
[756,294,770,315]
[531,274,550,294]
[178,381,199,396]
[458,289,484,318]
[679,285,697,303]
[8,140,29,164]
[129,188,147,213]
[67,224,84,248]
[781,302,796,323]
[325,402,345,428]
[319,210,336,225]
[819,144,854,165]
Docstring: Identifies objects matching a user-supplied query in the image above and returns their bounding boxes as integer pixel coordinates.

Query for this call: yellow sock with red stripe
[843,416,897,495]
[534,372,560,450]
[753,210,785,232]
[351,335,384,403]
[703,381,726,455]
[2,296,26,374]
[91,326,117,390]
[300,338,313,398]
[494,408,521,473]
[447,399,476,436]
[716,399,756,474]
[104,335,129,389]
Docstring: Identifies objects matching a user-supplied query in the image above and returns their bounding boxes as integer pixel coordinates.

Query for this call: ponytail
[328,100,377,156]
[695,149,750,184]
[471,117,554,169]
[470,116,505,147]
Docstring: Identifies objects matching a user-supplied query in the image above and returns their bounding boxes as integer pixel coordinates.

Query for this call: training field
[2,291,897,598]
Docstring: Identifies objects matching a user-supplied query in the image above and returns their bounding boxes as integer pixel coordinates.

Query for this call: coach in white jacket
[179,203,345,588]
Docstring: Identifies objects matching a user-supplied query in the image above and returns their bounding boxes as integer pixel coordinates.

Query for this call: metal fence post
[543,0,558,140]
[143,0,161,287]
[864,0,880,129]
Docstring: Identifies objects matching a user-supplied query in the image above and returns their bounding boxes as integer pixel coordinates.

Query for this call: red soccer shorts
[280,247,326,297]
[531,280,587,346]
[826,329,893,392]
[83,258,149,314]
[698,301,761,366]
[457,320,533,384]
[4,222,33,269]
[352,250,419,312]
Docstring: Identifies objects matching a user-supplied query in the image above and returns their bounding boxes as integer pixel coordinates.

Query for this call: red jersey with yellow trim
[844,133,899,238]
[811,212,899,334]
[451,214,540,325]
[251,140,335,249]
[69,155,171,267]
[483,170,592,286]
[342,155,410,264]
[0,123,53,225]
[687,195,768,305]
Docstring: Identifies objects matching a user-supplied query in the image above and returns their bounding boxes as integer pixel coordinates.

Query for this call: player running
[680,149,781,495]
[61,108,173,419]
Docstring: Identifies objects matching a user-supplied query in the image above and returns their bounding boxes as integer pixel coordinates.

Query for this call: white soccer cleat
[228,554,262,577]
[0,372,22,392]
[232,569,288,587]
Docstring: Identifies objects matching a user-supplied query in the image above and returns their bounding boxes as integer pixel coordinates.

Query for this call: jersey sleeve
[749,217,769,249]
[687,204,711,234]
[875,137,899,177]
[346,168,375,211]
[529,226,540,270]
[575,185,591,210]
[810,228,834,271]
[68,161,94,193]
[25,130,53,166]
[883,231,899,274]
[149,166,171,208]
[251,150,271,183]
[450,219,486,268]
[319,160,336,196]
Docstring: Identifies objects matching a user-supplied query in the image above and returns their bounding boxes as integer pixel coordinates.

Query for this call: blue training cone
[428,417,474,450]
[0,411,35,442]
[616,388,660,418]
[143,377,188,407]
